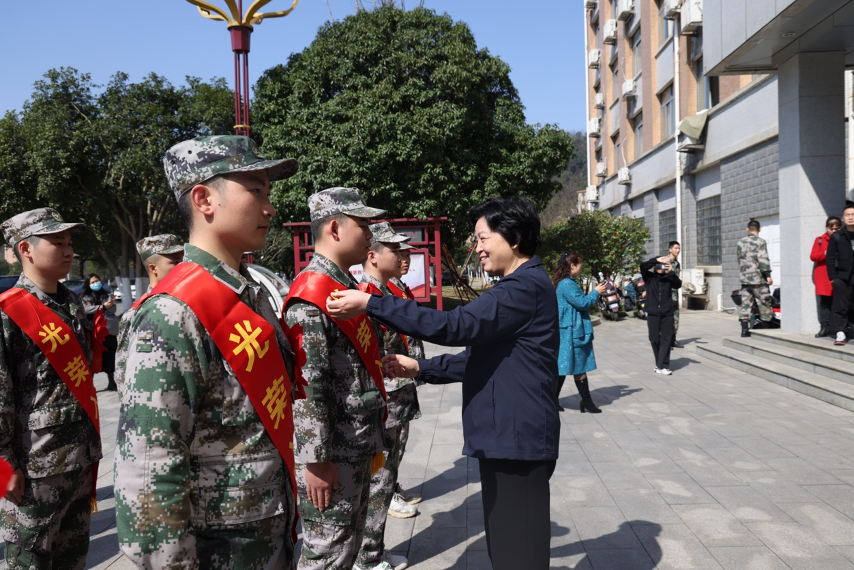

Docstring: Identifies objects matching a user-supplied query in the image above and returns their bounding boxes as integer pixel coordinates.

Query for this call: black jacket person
[640,257,682,373]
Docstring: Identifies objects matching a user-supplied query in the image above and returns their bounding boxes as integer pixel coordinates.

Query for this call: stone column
[778,52,845,335]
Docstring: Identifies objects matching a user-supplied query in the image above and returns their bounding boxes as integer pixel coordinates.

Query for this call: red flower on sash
[283,321,308,401]
[91,307,109,373]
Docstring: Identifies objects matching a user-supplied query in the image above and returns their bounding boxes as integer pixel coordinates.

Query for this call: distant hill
[540,131,587,226]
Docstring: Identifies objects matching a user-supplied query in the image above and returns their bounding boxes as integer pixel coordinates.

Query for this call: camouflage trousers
[296,456,373,570]
[671,293,680,335]
[739,285,774,323]
[357,422,411,567]
[1,464,93,570]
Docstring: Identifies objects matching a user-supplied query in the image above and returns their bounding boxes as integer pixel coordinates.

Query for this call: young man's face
[399,249,411,275]
[338,215,373,266]
[669,244,681,258]
[22,230,74,282]
[147,252,183,285]
[370,242,402,279]
[210,171,276,253]
[844,208,854,227]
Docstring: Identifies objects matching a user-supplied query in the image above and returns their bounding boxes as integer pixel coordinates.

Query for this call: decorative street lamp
[185,0,299,136]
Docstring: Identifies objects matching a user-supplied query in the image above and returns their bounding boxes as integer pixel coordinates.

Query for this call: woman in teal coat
[554,252,606,413]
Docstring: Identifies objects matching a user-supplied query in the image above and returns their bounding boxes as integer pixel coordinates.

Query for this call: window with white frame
[660,208,676,252]
[658,1,671,46]
[697,195,722,265]
[632,29,642,77]
[659,85,674,140]
[633,113,643,159]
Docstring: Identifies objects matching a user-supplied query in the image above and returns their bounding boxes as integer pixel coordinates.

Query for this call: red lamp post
[185,0,299,136]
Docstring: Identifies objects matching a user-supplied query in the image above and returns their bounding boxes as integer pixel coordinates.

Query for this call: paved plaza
[5,309,854,569]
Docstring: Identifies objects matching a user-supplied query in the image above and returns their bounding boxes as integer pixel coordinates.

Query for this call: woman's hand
[382,354,420,378]
[103,296,115,310]
[326,289,371,320]
[594,283,607,295]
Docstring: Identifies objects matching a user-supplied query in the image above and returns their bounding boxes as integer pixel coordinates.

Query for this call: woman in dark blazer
[328,195,560,570]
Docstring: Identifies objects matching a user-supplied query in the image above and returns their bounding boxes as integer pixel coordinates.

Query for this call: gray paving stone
[672,504,763,547]
[644,473,717,505]
[746,521,854,569]
[675,458,744,487]
[734,470,822,503]
[707,546,791,569]
[632,522,723,569]
[610,489,683,525]
[764,457,844,485]
[705,485,793,522]
[569,507,642,550]
[583,548,656,569]
[776,502,854,546]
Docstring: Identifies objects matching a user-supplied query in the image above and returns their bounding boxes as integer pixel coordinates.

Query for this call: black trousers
[817,294,833,328]
[478,458,556,570]
[647,314,673,369]
[831,279,854,335]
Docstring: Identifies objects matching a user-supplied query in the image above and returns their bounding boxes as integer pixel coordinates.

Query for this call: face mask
[90,282,103,292]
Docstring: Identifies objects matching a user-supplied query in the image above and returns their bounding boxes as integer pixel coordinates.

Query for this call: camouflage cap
[163,135,298,200]
[368,222,409,245]
[398,241,415,250]
[136,234,184,262]
[1,208,86,246]
[308,187,386,222]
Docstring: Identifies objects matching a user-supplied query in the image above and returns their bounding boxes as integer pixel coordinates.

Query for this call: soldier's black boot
[741,321,751,338]
[575,376,601,414]
[106,373,117,392]
[672,338,683,348]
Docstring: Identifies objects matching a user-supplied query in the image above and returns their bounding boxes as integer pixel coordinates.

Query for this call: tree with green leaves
[541,211,650,284]
[253,6,574,245]
[0,68,233,296]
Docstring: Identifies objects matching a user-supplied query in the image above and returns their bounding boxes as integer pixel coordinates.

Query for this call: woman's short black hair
[468,195,541,256]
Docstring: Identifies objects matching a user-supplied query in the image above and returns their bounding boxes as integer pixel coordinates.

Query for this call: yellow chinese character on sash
[229,320,270,372]
[38,323,70,353]
[262,375,288,429]
[64,356,89,387]
[356,320,372,353]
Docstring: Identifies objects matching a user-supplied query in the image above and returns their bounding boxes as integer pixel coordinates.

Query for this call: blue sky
[1,1,585,132]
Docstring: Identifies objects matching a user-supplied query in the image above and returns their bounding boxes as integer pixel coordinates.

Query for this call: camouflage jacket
[0,275,101,478]
[669,257,681,300]
[361,274,420,429]
[737,234,772,285]
[114,245,296,569]
[113,286,152,398]
[390,277,426,360]
[285,253,384,464]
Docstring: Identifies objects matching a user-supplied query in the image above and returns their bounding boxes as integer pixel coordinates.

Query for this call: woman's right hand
[382,354,420,378]
[594,283,607,295]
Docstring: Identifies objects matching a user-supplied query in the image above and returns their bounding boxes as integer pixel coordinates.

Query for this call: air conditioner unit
[594,92,606,109]
[588,49,601,69]
[621,79,637,99]
[585,0,598,8]
[617,167,632,185]
[682,268,708,295]
[681,0,702,32]
[603,19,618,44]
[596,161,607,177]
[664,0,681,20]
[588,117,602,137]
[586,185,599,202]
[617,0,635,21]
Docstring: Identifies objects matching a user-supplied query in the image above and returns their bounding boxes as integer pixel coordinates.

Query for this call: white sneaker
[388,494,418,518]
[382,551,409,569]
[656,368,673,375]
[394,483,422,505]
[653,367,661,373]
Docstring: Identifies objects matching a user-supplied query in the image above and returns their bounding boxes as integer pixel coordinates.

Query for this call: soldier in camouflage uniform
[113,234,183,396]
[668,241,683,348]
[114,136,300,568]
[356,223,421,570]
[285,188,387,570]
[0,208,100,570]
[737,219,775,337]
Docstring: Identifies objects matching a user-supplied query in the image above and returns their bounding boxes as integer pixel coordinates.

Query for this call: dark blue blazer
[366,256,561,461]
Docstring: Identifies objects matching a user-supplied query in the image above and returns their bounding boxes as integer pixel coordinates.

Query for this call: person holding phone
[639,256,682,375]
[81,273,118,391]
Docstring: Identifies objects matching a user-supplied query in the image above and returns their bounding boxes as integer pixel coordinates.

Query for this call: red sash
[387,280,412,300]
[358,282,409,354]
[140,263,300,542]
[285,272,389,418]
[0,288,100,512]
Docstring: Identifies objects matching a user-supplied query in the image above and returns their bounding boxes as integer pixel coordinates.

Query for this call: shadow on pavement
[559,520,662,569]
[559,385,643,411]
[668,357,701,371]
